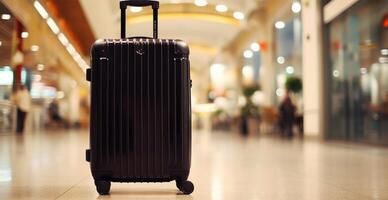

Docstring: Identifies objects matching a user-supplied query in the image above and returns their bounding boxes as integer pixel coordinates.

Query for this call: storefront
[325,0,388,144]
[0,3,17,132]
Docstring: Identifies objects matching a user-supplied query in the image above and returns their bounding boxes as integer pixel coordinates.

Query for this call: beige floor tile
[1,130,388,199]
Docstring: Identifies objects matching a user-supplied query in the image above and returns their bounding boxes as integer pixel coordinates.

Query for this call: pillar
[301,0,324,137]
[259,20,276,107]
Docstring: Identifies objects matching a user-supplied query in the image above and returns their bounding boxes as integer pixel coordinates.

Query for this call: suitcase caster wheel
[176,180,194,194]
[95,180,110,195]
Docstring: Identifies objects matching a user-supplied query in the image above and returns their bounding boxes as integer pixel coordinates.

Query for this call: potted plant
[285,76,302,94]
[284,76,303,135]
[240,84,260,136]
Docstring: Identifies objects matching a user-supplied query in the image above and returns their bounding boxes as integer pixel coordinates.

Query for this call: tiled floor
[1,130,388,200]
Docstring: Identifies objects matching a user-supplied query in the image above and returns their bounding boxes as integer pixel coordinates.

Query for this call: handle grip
[120,0,159,9]
[120,0,159,39]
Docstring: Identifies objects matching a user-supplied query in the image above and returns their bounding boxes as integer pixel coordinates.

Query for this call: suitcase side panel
[90,39,191,182]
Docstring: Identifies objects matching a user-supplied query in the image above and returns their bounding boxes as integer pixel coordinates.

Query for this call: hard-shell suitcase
[85,0,194,195]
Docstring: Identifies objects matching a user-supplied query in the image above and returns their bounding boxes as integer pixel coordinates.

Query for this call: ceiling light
[381,49,388,56]
[73,52,82,62]
[277,56,285,64]
[332,70,339,77]
[291,1,302,13]
[233,11,244,20]
[379,57,388,63]
[21,32,29,39]
[0,41,2,46]
[80,62,89,69]
[31,45,39,52]
[242,65,254,78]
[250,42,260,52]
[243,50,253,58]
[79,59,87,66]
[286,66,294,74]
[1,14,11,20]
[75,56,84,63]
[130,7,143,13]
[210,63,225,81]
[66,44,76,56]
[210,64,225,75]
[47,18,60,34]
[37,64,45,71]
[360,68,367,74]
[34,1,49,19]
[194,0,207,7]
[276,88,284,97]
[275,21,285,29]
[74,55,89,70]
[58,33,69,45]
[215,4,228,12]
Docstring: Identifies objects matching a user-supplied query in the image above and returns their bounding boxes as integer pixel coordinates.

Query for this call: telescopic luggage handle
[120,0,159,39]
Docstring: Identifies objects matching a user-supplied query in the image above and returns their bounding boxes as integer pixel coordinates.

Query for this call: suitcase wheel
[176,180,194,195]
[94,180,111,195]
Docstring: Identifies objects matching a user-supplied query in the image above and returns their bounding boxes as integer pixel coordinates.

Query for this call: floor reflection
[0,130,388,199]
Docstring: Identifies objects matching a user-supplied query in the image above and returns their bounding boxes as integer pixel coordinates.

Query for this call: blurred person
[240,115,249,136]
[379,93,388,114]
[278,90,296,137]
[12,85,31,133]
[48,99,64,127]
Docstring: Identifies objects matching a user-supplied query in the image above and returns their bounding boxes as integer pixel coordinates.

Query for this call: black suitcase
[85,0,193,195]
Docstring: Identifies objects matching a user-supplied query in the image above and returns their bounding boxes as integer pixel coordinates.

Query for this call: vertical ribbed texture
[166,40,171,172]
[140,38,145,178]
[132,39,137,177]
[92,38,191,181]
[173,45,177,167]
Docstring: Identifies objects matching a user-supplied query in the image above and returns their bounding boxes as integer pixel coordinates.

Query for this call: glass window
[273,9,302,103]
[327,0,388,144]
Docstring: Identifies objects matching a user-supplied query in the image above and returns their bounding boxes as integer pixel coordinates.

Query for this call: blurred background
[0,0,387,144]
[0,0,387,199]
